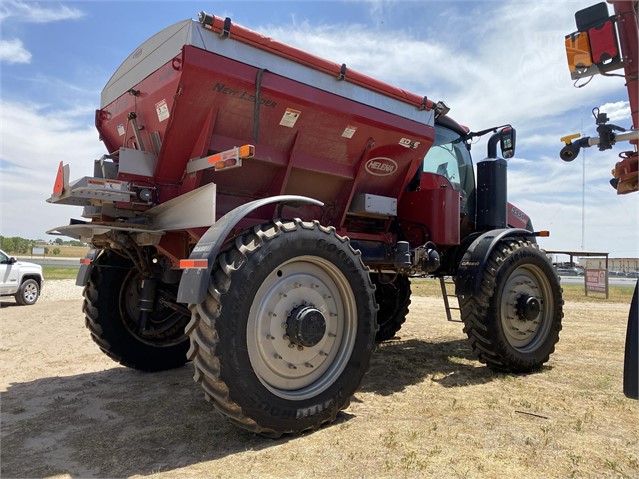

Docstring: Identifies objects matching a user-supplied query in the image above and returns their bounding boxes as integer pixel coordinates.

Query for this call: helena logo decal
[365,157,398,176]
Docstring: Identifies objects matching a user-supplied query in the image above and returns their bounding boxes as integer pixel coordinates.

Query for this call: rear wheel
[83,252,190,371]
[623,282,638,399]
[460,239,563,372]
[372,273,411,342]
[187,219,377,437]
[15,279,40,305]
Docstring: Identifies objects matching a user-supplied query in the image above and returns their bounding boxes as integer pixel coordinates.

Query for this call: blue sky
[0,0,636,258]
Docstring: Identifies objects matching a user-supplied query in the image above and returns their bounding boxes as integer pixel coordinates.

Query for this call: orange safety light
[237,144,254,158]
[214,157,238,171]
[192,144,255,173]
[537,231,550,238]
[80,258,92,265]
[565,31,593,75]
[179,259,209,269]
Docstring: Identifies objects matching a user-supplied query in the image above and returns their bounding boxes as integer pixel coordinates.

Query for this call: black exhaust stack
[475,127,515,230]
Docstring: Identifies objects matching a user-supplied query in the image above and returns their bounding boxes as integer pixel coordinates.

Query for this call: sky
[0,0,637,258]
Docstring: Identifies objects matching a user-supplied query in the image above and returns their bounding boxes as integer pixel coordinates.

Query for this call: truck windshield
[422,126,475,217]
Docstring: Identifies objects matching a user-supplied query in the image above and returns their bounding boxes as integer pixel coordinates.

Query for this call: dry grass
[0,286,636,478]
[45,245,90,258]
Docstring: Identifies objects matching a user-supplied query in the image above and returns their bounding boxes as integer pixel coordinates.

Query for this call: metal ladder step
[439,277,463,323]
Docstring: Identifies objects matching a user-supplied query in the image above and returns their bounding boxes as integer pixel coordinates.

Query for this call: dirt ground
[1,281,637,479]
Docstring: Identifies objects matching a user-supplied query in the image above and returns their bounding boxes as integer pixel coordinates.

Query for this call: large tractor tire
[459,239,563,372]
[187,219,377,437]
[83,252,191,371]
[372,273,411,342]
[623,282,638,399]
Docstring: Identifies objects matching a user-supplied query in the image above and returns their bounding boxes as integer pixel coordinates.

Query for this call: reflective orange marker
[52,161,65,197]
[179,259,208,269]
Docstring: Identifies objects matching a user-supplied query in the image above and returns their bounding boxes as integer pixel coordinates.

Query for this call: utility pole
[581,119,586,251]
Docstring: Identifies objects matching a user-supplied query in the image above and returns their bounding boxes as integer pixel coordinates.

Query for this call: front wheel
[459,239,563,372]
[187,219,377,437]
[15,279,40,305]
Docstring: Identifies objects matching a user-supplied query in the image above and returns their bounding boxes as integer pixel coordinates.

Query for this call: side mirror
[500,127,516,159]
[487,126,516,159]
[9,257,17,265]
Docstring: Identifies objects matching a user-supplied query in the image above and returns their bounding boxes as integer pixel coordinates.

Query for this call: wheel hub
[516,294,541,321]
[286,305,326,347]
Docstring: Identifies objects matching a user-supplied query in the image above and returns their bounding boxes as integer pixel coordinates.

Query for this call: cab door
[0,251,20,294]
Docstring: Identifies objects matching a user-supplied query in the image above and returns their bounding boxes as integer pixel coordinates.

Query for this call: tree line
[0,236,84,254]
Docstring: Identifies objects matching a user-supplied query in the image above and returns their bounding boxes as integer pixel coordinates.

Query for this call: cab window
[422,126,475,216]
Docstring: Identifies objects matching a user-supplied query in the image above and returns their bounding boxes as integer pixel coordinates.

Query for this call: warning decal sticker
[342,125,357,138]
[279,108,301,128]
[156,99,170,122]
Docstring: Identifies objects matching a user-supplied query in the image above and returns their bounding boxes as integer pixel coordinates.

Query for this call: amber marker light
[179,259,209,269]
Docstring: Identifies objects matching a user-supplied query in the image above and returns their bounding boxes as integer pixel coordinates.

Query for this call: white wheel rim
[247,256,357,400]
[500,264,553,351]
[24,283,38,302]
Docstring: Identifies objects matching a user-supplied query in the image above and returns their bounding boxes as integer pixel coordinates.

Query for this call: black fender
[454,228,541,298]
[76,248,100,287]
[177,195,324,304]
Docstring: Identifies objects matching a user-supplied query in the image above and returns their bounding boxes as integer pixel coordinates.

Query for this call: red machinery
[562,0,638,194]
[48,12,563,435]
[561,0,638,399]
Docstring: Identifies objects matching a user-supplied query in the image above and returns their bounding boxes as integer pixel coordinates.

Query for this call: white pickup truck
[0,249,44,305]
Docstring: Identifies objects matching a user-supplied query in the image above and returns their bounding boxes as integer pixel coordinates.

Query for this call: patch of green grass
[409,277,634,304]
[561,283,634,303]
[43,265,79,280]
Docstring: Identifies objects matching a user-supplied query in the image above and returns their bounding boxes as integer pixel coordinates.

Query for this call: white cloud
[506,149,638,257]
[253,0,637,257]
[0,0,635,257]
[0,0,84,24]
[257,1,624,132]
[598,101,631,123]
[0,100,102,239]
[0,38,31,64]
[514,194,638,257]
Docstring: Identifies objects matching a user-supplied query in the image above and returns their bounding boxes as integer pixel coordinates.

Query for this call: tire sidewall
[373,274,411,342]
[488,243,563,368]
[215,226,376,431]
[17,279,39,305]
[86,252,189,371]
